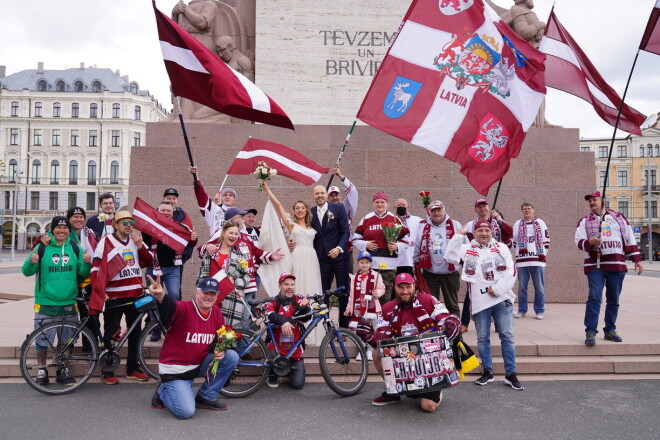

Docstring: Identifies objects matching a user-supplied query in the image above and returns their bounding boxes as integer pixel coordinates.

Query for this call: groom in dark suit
[311,185,351,328]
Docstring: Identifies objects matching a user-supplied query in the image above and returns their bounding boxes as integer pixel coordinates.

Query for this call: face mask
[396,206,407,216]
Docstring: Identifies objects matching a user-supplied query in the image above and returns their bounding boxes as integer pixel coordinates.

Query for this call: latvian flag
[540,10,646,136]
[132,197,192,254]
[227,138,329,186]
[89,235,130,313]
[641,0,660,56]
[152,1,294,130]
[357,0,545,195]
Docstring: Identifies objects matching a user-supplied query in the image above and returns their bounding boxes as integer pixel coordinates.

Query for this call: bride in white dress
[262,181,323,298]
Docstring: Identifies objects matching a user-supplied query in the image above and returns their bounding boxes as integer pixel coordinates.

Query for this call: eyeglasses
[122,220,135,226]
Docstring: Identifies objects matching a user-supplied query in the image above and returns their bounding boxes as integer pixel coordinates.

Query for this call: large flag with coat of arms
[357,0,546,195]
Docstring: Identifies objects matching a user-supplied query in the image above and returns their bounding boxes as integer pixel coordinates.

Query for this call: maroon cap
[474,198,488,208]
[394,272,415,286]
[584,191,604,201]
[373,191,388,202]
[278,272,296,284]
[474,220,492,231]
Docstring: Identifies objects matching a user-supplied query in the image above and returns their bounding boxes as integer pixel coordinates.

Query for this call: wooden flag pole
[326,120,357,190]
[175,97,198,183]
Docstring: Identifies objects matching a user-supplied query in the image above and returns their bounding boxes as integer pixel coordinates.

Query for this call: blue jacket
[311,202,350,261]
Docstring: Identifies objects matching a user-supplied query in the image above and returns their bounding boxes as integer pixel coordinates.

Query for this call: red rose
[236,333,243,340]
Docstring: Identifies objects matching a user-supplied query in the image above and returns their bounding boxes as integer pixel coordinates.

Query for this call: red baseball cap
[328,186,340,195]
[474,198,488,208]
[474,220,492,231]
[584,191,603,201]
[278,273,296,284]
[394,273,415,286]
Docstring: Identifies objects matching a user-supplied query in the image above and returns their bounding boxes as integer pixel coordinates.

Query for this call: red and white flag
[357,0,545,196]
[80,227,98,256]
[540,10,646,136]
[152,2,294,130]
[641,0,660,55]
[89,236,129,313]
[227,138,329,186]
[133,198,192,254]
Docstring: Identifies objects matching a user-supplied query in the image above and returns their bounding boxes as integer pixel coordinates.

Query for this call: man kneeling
[149,276,239,419]
[357,273,461,412]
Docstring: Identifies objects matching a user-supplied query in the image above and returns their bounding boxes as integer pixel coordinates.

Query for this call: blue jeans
[473,300,516,375]
[584,270,626,334]
[517,266,545,314]
[146,266,181,301]
[158,350,239,419]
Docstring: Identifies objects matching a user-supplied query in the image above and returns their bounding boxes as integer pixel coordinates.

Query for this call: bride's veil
[257,200,292,296]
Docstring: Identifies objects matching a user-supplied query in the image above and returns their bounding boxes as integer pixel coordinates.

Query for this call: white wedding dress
[288,220,323,298]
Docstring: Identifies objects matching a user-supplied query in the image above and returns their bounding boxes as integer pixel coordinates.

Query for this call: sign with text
[256,0,409,125]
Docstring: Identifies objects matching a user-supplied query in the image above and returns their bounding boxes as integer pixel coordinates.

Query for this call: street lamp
[647,151,653,265]
[10,169,21,261]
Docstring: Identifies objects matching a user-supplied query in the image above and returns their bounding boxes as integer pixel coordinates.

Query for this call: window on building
[70,130,79,146]
[580,146,590,152]
[112,130,120,147]
[52,129,61,146]
[89,130,98,147]
[134,105,141,120]
[92,80,102,92]
[31,160,41,184]
[74,80,83,92]
[645,169,657,187]
[641,145,646,157]
[69,160,78,184]
[68,192,77,209]
[37,80,47,91]
[130,82,139,94]
[598,146,608,158]
[599,170,607,187]
[112,103,120,118]
[33,129,42,146]
[8,160,17,182]
[10,101,18,117]
[617,145,627,157]
[53,102,61,118]
[56,80,65,92]
[645,200,659,218]
[618,200,629,218]
[649,144,655,157]
[133,132,141,147]
[110,161,120,184]
[71,103,80,118]
[5,191,10,210]
[617,170,628,187]
[9,128,19,145]
[34,102,42,117]
[86,192,96,211]
[656,145,660,157]
[90,103,98,118]
[49,192,59,210]
[30,191,40,210]
[50,160,60,184]
[87,161,97,185]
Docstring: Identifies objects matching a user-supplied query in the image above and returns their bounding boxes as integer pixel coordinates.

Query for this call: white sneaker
[536,314,544,320]
[513,312,526,319]
[367,350,373,361]
[356,352,362,361]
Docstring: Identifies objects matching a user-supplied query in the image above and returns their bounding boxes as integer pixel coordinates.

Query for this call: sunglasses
[122,220,135,226]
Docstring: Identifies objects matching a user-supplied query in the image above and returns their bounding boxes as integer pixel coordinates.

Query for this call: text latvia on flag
[540,11,646,136]
[641,0,660,55]
[227,138,329,186]
[152,2,294,130]
[133,197,192,254]
[357,0,545,195]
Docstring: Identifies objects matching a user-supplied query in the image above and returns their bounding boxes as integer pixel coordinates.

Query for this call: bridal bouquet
[383,222,403,255]
[253,161,277,191]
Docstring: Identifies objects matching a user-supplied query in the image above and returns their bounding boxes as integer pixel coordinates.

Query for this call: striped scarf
[516,218,543,256]
[380,297,436,339]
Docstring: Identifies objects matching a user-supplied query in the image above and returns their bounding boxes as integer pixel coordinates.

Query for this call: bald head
[313,185,327,206]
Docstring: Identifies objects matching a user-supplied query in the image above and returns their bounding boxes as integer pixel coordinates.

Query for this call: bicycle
[220,287,369,398]
[20,293,166,395]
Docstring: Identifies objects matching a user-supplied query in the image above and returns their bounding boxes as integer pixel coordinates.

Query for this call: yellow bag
[456,340,480,379]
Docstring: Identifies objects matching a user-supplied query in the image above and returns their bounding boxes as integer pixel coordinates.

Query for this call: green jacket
[22,232,91,306]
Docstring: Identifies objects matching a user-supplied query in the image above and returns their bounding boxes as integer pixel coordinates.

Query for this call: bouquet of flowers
[419,191,431,209]
[383,222,403,255]
[206,325,243,381]
[253,161,277,191]
[226,250,251,290]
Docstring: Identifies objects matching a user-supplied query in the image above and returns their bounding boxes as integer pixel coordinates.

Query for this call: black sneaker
[195,395,228,411]
[36,369,49,386]
[585,332,596,346]
[267,375,279,388]
[152,385,164,409]
[475,370,494,386]
[56,368,76,385]
[604,331,623,342]
[504,373,524,390]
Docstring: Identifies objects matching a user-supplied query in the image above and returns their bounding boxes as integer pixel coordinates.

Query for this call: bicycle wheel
[20,322,98,395]
[220,329,269,398]
[319,328,368,396]
[137,320,165,379]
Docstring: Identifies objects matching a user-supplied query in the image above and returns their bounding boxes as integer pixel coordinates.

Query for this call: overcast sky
[1,0,658,139]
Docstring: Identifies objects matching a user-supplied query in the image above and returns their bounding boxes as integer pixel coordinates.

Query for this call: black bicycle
[20,293,166,395]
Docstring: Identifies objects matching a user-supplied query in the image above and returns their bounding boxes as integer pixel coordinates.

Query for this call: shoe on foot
[195,394,228,411]
[126,370,149,381]
[367,350,373,361]
[36,369,49,386]
[356,352,362,361]
[150,333,161,342]
[475,370,494,386]
[102,374,119,385]
[584,332,597,346]
[152,386,164,409]
[56,368,76,385]
[604,331,623,342]
[504,373,524,390]
[513,312,526,318]
[372,392,401,406]
[535,314,544,320]
[267,375,279,388]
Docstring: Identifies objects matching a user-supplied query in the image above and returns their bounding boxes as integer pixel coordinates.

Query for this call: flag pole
[491,178,504,211]
[175,96,198,183]
[326,120,357,189]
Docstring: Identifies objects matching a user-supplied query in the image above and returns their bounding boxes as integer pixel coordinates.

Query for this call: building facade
[0,63,167,250]
[579,116,660,259]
